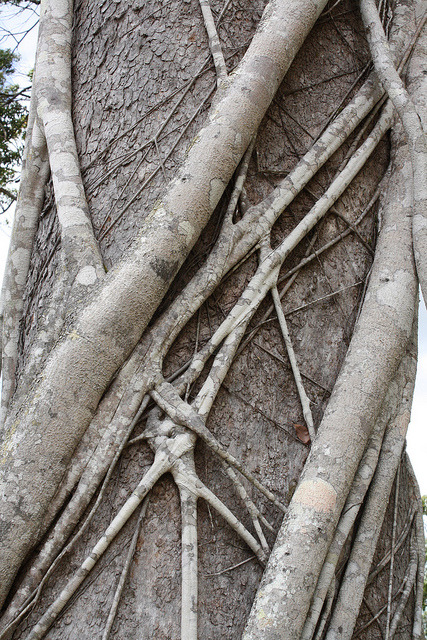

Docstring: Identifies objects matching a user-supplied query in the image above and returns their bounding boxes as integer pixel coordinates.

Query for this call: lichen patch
[293,478,337,513]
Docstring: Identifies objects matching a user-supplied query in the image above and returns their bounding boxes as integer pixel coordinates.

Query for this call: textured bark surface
[0,0,332,599]
[0,0,424,639]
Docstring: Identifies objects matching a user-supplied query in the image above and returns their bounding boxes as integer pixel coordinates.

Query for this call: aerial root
[272,285,315,441]
[191,310,252,418]
[24,453,171,640]
[324,323,417,640]
[151,380,287,513]
[226,138,256,223]
[240,186,380,355]
[352,533,418,639]
[406,457,426,640]
[413,507,426,639]
[36,0,104,296]
[313,578,335,640]
[367,506,416,585]
[10,76,401,640]
[0,87,49,417]
[97,86,215,242]
[178,479,199,640]
[173,457,267,564]
[20,396,271,640]
[300,377,390,640]
[101,499,148,640]
[353,592,402,638]
[221,462,273,552]
[0,395,151,638]
[18,73,394,585]
[255,237,316,441]
[385,463,401,637]
[196,479,267,564]
[1,2,425,639]
[242,93,418,635]
[153,70,390,381]
[1,0,105,416]
[13,79,396,638]
[176,99,392,403]
[388,534,418,639]
[360,0,427,303]
[41,390,151,537]
[199,0,227,83]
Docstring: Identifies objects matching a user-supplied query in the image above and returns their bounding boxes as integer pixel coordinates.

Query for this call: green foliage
[0,48,29,213]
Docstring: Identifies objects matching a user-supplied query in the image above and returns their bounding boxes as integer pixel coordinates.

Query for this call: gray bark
[0,0,424,638]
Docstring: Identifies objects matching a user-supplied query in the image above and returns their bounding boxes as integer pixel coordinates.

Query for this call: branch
[0,186,17,201]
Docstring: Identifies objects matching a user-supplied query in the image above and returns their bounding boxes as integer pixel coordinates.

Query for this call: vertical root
[406,456,426,640]
[152,381,286,512]
[324,333,416,640]
[178,482,199,640]
[388,535,418,639]
[360,0,427,302]
[24,454,170,640]
[300,387,390,640]
[199,0,227,83]
[385,463,400,638]
[36,0,104,282]
[0,100,49,419]
[271,285,315,440]
[101,499,148,640]
[313,578,335,640]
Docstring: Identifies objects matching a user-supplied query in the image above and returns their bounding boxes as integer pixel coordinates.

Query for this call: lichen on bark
[0,0,425,639]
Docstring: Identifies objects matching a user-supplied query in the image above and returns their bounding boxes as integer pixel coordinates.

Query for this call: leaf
[293,423,311,445]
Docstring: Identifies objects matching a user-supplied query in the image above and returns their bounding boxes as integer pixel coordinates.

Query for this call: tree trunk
[0,0,425,639]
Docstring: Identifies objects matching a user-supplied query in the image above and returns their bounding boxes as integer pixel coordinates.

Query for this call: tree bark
[0,0,425,638]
